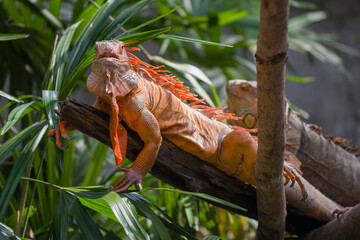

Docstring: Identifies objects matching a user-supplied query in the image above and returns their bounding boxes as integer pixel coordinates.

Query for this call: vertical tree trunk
[255,0,289,239]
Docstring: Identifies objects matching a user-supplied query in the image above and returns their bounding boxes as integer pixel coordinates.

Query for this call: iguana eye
[119,44,124,52]
[243,113,256,129]
[94,44,98,52]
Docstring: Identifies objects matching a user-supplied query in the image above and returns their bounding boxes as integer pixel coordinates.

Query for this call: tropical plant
[0,0,352,239]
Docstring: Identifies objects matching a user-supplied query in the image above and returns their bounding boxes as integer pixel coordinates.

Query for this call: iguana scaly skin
[50,40,303,194]
[87,40,258,192]
[226,79,360,206]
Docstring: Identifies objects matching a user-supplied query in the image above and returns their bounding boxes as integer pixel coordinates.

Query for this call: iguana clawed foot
[48,108,76,149]
[111,167,146,193]
[283,162,308,200]
[332,207,352,219]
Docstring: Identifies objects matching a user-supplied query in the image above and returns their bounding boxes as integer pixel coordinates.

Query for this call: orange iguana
[49,40,304,195]
[226,79,360,206]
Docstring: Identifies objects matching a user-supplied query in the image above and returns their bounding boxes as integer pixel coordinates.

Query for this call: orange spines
[125,47,241,121]
[189,98,207,106]
[232,126,258,133]
[124,42,140,52]
[124,41,139,47]
[125,47,140,51]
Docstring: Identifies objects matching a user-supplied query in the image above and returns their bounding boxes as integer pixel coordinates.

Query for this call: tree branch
[285,109,360,206]
[226,80,360,207]
[255,0,289,239]
[298,204,360,240]
[58,98,340,235]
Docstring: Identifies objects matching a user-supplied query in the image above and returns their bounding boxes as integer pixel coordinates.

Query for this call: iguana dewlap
[51,40,303,195]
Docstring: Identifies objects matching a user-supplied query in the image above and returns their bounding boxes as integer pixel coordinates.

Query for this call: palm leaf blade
[67,194,105,240]
[124,193,172,240]
[0,121,47,162]
[1,101,36,135]
[0,34,29,41]
[0,125,47,221]
[102,192,150,240]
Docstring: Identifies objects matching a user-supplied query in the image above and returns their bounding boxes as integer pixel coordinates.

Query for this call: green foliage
[0,34,29,41]
[147,0,353,102]
[145,188,246,212]
[0,0,351,239]
[0,222,21,240]
[1,101,37,135]
[0,124,47,221]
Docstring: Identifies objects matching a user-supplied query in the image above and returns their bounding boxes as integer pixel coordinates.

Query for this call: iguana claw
[48,132,55,142]
[332,207,352,219]
[135,183,142,191]
[283,162,308,200]
[48,108,75,149]
[111,167,145,193]
[60,145,69,150]
[53,108,61,116]
[290,179,296,188]
[62,136,76,140]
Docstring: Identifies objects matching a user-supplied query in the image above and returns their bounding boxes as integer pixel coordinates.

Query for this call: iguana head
[88,40,138,101]
[226,80,258,129]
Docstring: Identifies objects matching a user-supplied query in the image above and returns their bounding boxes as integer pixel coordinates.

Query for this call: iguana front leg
[48,108,75,149]
[112,98,162,193]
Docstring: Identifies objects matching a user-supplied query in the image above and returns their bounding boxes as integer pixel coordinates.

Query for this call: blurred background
[287,0,360,145]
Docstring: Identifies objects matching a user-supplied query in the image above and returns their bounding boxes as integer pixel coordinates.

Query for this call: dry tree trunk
[58,98,339,235]
[286,111,360,206]
[284,173,341,222]
[226,80,360,207]
[298,204,360,240]
[254,0,289,239]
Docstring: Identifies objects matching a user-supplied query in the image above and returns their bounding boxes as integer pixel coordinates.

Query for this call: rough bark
[298,204,360,240]
[285,109,360,206]
[254,0,289,239]
[225,80,360,207]
[58,98,340,235]
[284,173,341,222]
